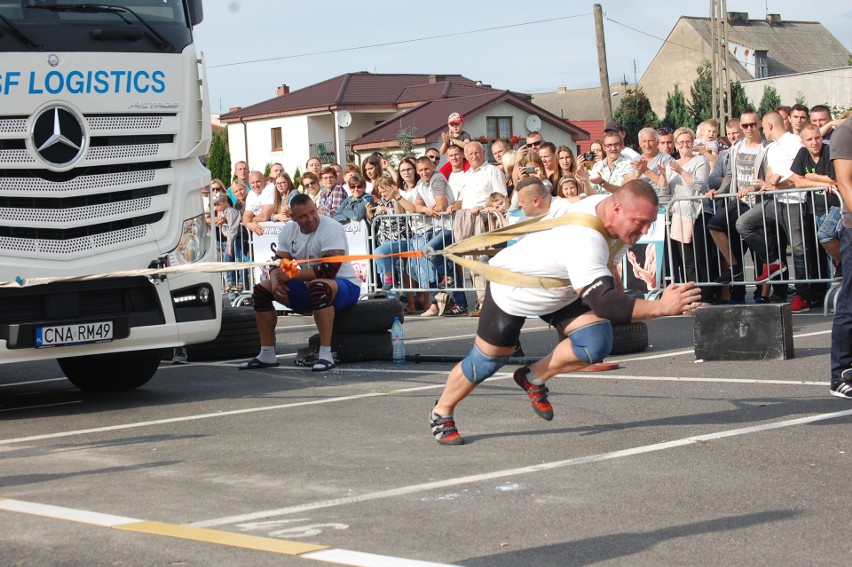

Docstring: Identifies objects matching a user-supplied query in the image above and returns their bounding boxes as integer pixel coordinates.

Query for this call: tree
[662,84,692,129]
[395,126,417,159]
[729,81,752,119]
[758,85,782,116]
[689,60,713,124]
[206,129,231,185]
[613,87,659,150]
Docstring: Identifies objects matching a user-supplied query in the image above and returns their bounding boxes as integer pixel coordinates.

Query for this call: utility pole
[710,0,732,126]
[594,4,614,125]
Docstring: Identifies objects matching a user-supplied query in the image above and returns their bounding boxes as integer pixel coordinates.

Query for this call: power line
[207,13,591,70]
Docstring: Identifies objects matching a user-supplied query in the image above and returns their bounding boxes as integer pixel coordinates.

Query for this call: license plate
[35,321,114,348]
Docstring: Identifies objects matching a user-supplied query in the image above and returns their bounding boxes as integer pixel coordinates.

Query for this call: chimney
[766,13,781,26]
[727,11,749,24]
[276,84,290,97]
[557,86,567,93]
[228,106,242,113]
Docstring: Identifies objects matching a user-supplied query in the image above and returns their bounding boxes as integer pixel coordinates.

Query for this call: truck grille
[0,111,181,260]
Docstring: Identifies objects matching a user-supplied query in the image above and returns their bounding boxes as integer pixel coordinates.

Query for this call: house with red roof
[219,72,588,174]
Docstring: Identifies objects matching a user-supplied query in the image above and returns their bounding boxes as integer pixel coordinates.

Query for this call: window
[486,117,513,139]
[755,52,768,79]
[271,127,282,151]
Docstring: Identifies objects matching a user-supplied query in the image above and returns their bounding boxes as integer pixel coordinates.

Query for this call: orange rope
[279,249,425,277]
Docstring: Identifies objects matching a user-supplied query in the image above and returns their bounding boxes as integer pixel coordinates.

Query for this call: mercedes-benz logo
[31,106,86,168]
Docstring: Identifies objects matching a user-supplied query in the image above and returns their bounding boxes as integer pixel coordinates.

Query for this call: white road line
[303,548,455,567]
[191,407,852,528]
[568,374,827,386]
[0,499,141,527]
[0,400,82,413]
[0,378,67,388]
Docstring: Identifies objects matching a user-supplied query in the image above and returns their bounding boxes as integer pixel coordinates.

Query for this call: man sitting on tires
[429,180,703,445]
[239,193,360,372]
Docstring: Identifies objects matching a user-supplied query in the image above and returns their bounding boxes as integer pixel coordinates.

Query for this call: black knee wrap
[252,284,275,312]
[308,280,333,310]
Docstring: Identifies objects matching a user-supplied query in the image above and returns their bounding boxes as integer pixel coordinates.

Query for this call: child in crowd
[213,192,246,292]
[439,113,472,155]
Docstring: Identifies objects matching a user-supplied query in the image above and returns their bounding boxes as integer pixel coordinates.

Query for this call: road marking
[191,407,852,528]
[0,498,455,566]
[0,367,829,446]
[0,400,81,413]
[0,378,67,388]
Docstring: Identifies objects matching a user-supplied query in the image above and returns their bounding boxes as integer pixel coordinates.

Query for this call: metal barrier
[663,186,842,313]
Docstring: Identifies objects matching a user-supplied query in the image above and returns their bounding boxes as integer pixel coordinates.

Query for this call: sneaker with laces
[444,304,468,316]
[716,265,744,284]
[830,370,852,399]
[754,261,786,283]
[421,304,439,317]
[790,295,810,313]
[513,367,553,421]
[430,406,464,445]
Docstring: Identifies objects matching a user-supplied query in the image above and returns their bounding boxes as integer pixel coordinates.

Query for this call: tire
[610,322,649,355]
[59,349,161,392]
[309,332,392,363]
[185,304,259,361]
[331,297,404,335]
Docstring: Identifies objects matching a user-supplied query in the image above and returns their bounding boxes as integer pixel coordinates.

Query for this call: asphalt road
[1,308,851,566]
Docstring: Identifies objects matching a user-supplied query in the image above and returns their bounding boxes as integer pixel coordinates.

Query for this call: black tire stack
[307,297,404,362]
[183,303,260,362]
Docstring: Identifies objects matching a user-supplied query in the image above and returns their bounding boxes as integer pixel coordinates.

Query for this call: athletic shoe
[754,261,786,283]
[430,406,464,445]
[716,265,744,284]
[171,347,188,365]
[513,367,553,421]
[790,295,810,313]
[381,281,393,291]
[437,276,454,289]
[830,370,852,399]
[421,304,439,317]
[444,304,468,316]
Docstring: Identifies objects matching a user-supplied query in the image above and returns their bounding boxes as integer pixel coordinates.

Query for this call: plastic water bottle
[391,316,406,366]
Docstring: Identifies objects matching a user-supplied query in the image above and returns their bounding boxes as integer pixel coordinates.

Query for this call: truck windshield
[0,1,192,52]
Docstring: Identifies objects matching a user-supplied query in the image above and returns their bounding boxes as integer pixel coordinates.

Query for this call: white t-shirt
[489,195,625,316]
[768,132,804,204]
[457,162,507,208]
[416,174,455,231]
[276,215,359,287]
[246,184,275,217]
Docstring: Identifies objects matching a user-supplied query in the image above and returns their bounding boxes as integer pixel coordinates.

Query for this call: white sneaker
[421,304,439,317]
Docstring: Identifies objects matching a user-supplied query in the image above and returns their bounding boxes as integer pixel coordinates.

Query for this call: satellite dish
[525,114,542,133]
[337,110,352,128]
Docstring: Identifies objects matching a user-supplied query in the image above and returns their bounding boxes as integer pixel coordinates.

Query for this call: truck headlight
[167,214,207,265]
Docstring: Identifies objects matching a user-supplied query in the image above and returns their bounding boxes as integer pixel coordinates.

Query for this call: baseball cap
[604,121,624,132]
[448,112,464,125]
[212,193,229,204]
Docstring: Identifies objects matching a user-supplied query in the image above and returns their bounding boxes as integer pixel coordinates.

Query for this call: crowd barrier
[210,187,842,315]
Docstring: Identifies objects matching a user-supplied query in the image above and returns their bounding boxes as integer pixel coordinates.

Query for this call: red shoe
[513,367,553,421]
[754,261,786,283]
[430,406,464,445]
[790,295,810,313]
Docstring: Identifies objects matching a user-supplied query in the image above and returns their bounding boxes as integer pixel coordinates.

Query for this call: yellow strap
[443,212,625,290]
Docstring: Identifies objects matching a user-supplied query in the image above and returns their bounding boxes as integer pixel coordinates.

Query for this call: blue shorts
[286,279,361,313]
[817,207,844,243]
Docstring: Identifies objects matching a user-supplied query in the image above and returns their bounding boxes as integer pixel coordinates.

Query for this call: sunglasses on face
[427,155,439,160]
[303,181,317,187]
[527,140,542,147]
[350,184,365,189]
[741,123,759,129]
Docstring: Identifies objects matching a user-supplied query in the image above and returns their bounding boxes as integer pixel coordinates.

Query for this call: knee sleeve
[566,320,613,363]
[308,280,333,310]
[460,344,510,385]
[252,284,275,312]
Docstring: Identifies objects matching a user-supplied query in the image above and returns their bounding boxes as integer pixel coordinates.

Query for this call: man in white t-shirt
[239,194,361,372]
[243,170,275,236]
[429,180,702,445]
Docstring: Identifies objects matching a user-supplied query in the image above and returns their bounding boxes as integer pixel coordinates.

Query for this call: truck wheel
[331,298,404,335]
[610,322,649,355]
[59,349,161,392]
[185,305,260,361]
[308,332,392,363]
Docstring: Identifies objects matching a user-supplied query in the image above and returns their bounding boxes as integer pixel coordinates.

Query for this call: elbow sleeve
[580,276,635,325]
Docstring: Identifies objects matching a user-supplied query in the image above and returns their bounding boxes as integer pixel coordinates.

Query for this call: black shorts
[476,284,591,348]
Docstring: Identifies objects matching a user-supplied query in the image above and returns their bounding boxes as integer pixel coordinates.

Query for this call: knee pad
[308,280,333,310]
[566,320,613,363]
[460,344,510,385]
[252,284,275,312]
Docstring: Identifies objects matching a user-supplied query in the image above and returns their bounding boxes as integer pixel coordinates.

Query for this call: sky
[193,1,852,116]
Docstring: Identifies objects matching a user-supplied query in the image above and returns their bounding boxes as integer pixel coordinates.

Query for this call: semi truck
[0,0,219,391]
